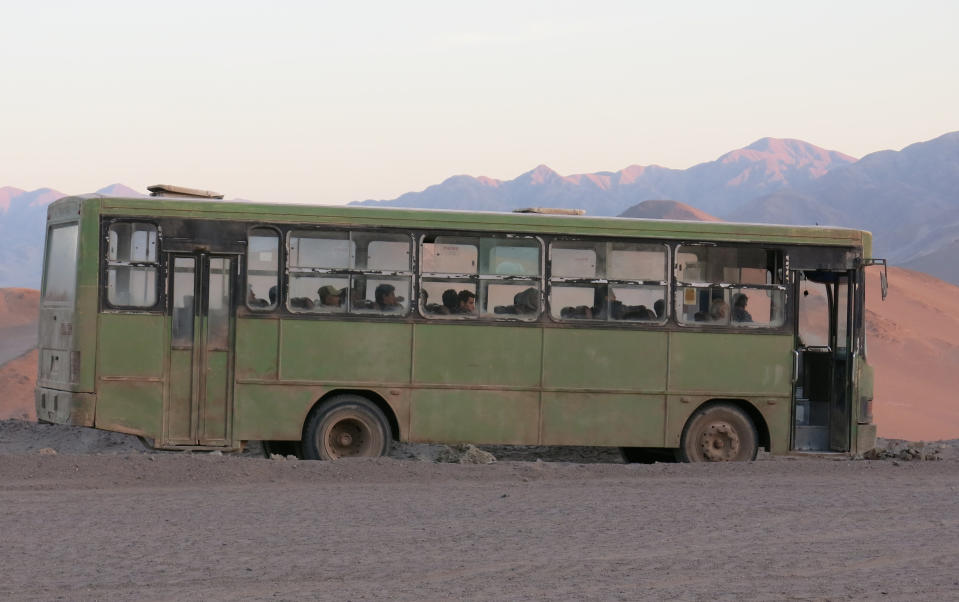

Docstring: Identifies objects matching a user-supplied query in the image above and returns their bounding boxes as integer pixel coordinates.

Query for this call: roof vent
[147,184,224,199]
[513,207,585,215]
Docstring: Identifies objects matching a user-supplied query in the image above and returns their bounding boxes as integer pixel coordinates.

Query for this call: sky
[1,0,957,204]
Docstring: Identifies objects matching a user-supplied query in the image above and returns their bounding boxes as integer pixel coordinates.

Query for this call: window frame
[245,225,282,312]
[418,233,545,321]
[101,219,163,312]
[673,242,787,330]
[547,238,671,325]
[284,228,415,317]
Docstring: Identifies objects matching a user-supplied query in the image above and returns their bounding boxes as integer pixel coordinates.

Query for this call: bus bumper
[35,387,95,427]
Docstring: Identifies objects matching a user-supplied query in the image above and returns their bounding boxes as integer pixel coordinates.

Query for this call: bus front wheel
[303,395,393,461]
[678,404,758,462]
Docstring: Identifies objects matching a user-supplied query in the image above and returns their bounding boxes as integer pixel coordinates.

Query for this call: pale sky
[1,0,956,204]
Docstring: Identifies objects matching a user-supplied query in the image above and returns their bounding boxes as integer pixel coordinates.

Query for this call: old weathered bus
[36,186,883,462]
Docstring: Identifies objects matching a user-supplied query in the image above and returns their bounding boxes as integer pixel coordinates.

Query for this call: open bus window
[247,228,279,310]
[106,222,158,308]
[421,236,542,320]
[550,241,667,323]
[43,223,79,303]
[675,245,784,328]
[286,230,413,316]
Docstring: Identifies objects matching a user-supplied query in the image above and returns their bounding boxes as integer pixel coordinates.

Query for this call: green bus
[36,186,883,462]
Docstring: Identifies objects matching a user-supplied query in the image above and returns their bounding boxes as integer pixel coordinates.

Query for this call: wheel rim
[697,421,741,461]
[322,416,375,458]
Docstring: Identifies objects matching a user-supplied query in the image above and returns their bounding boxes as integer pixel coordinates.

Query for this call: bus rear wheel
[303,395,392,461]
[678,404,757,462]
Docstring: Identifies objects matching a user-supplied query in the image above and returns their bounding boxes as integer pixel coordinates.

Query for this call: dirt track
[2,422,958,601]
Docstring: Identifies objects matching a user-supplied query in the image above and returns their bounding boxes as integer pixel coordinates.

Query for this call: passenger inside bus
[318,285,341,307]
[494,287,539,314]
[374,283,403,311]
[732,293,753,322]
[709,298,728,321]
[456,290,476,314]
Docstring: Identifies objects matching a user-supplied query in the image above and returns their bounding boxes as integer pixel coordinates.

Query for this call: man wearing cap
[318,285,342,307]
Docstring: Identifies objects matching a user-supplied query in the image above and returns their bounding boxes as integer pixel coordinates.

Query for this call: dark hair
[458,290,476,304]
[442,289,458,310]
[375,283,395,305]
[653,299,665,317]
[268,285,278,305]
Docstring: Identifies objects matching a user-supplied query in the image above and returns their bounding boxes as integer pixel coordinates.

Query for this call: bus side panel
[234,384,318,440]
[540,328,668,446]
[542,329,668,390]
[412,324,541,387]
[280,320,412,383]
[410,390,539,444]
[541,393,665,446]
[97,381,163,437]
[95,314,166,437]
[235,318,279,381]
[667,332,793,395]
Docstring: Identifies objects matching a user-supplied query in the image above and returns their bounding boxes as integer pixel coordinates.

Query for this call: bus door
[165,253,236,447]
[792,270,853,452]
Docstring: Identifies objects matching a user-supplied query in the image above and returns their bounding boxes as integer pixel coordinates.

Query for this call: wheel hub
[699,421,740,461]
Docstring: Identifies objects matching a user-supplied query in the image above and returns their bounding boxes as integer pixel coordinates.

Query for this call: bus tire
[302,395,393,461]
[678,403,758,462]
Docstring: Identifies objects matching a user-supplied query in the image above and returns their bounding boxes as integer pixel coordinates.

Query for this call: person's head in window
[374,283,400,310]
[654,299,665,319]
[457,290,476,314]
[318,285,341,306]
[442,289,459,313]
[732,293,752,322]
[709,298,729,322]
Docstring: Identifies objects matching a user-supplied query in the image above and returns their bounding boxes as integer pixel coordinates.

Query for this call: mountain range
[2,131,958,287]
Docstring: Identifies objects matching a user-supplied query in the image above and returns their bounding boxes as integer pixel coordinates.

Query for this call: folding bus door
[165,253,236,447]
[793,270,853,452]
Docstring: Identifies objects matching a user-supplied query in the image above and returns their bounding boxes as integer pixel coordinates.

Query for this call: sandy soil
[1,420,958,601]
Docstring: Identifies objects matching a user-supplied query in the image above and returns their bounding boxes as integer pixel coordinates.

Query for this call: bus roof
[57,194,872,253]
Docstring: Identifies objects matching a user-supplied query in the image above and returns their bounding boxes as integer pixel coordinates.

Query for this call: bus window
[675,245,784,327]
[106,222,158,308]
[349,232,413,315]
[550,241,667,323]
[421,236,542,320]
[247,228,279,310]
[43,223,79,303]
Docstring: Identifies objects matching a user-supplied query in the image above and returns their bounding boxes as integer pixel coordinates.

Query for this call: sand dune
[1,269,956,440]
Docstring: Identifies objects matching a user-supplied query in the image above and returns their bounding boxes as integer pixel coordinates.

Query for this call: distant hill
[619,200,720,221]
[354,137,856,217]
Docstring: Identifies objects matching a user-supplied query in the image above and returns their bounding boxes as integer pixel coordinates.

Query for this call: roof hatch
[147,184,224,199]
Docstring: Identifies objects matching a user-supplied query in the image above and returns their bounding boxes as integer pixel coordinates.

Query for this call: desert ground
[1,419,959,601]
[2,277,959,599]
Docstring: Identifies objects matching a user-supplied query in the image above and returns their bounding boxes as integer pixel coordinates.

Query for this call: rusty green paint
[413,324,541,387]
[95,381,163,438]
[411,389,539,444]
[234,384,320,440]
[235,318,279,380]
[167,349,193,443]
[543,329,667,391]
[280,320,412,383]
[541,393,666,446]
[668,332,793,395]
[201,350,231,443]
[98,314,166,378]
